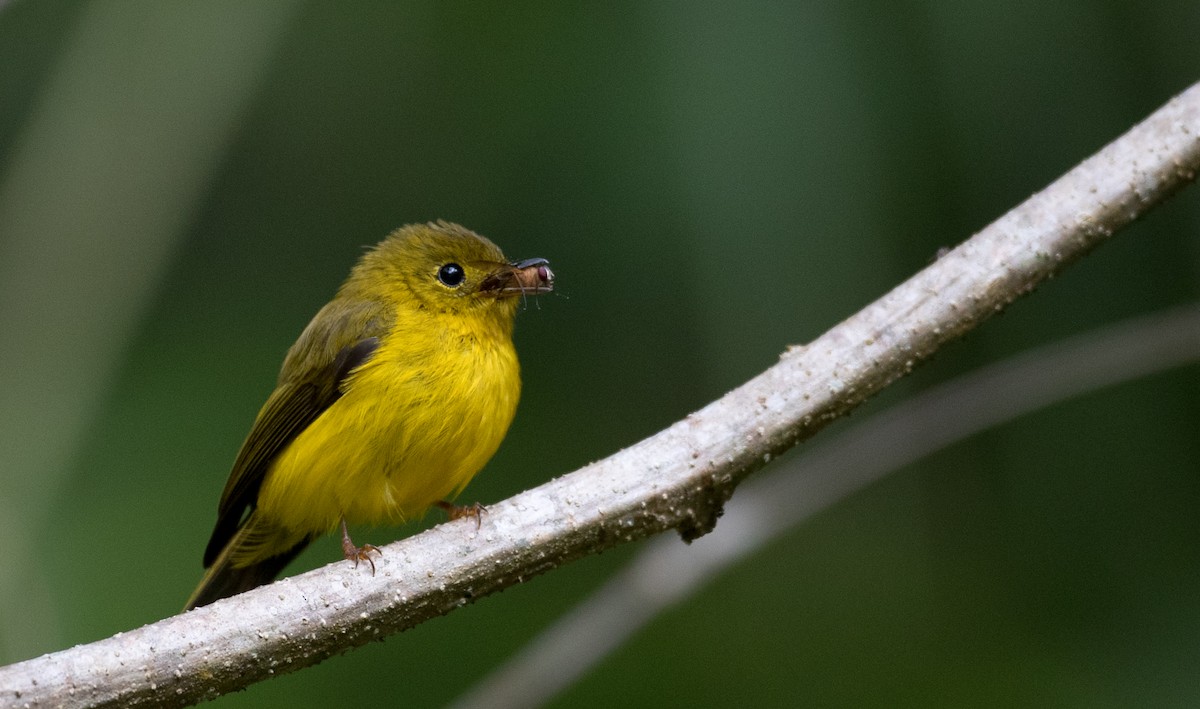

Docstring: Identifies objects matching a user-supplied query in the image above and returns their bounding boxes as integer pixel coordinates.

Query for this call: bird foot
[435,500,486,529]
[340,518,382,575]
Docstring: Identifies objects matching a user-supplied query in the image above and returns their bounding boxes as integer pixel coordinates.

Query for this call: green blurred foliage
[1,1,1198,707]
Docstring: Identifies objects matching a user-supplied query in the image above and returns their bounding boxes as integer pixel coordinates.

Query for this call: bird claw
[340,518,382,575]
[347,543,382,575]
[436,500,486,529]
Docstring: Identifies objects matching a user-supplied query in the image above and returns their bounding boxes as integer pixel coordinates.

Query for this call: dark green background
[1,2,1198,706]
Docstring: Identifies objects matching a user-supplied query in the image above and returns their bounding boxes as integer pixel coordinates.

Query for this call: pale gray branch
[1,82,1197,709]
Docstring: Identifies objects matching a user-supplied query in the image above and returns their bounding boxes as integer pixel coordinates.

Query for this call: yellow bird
[185,221,553,610]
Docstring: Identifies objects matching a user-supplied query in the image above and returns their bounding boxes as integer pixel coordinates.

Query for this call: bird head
[348,221,554,325]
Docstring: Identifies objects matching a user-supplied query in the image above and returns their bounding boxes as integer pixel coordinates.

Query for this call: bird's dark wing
[201,299,391,567]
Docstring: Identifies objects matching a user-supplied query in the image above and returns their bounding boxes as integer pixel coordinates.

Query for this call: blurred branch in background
[451,303,1200,709]
[0,3,298,661]
[0,79,1195,709]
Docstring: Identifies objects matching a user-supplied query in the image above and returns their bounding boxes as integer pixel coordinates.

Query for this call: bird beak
[480,257,555,297]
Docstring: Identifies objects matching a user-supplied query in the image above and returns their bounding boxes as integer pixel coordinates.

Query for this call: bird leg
[435,500,486,529]
[340,517,381,574]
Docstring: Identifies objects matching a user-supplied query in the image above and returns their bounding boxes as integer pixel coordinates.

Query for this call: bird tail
[184,520,311,611]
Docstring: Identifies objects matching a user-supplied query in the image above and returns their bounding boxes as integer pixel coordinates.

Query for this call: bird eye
[437,263,465,287]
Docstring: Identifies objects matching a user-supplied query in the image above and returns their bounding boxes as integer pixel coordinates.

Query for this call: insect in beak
[480,257,555,297]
